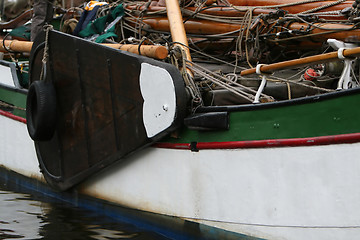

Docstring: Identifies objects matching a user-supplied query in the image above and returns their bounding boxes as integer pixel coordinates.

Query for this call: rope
[170,45,203,108]
[231,0,340,10]
[0,100,25,111]
[40,24,54,82]
[1,32,26,83]
[270,75,334,93]
[188,64,255,102]
[120,0,343,105]
[267,27,359,43]
[186,60,276,102]
[187,60,257,95]
[299,0,347,14]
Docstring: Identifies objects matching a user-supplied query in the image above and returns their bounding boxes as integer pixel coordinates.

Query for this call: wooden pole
[0,40,168,60]
[165,0,192,62]
[124,5,274,17]
[0,40,33,53]
[139,18,360,42]
[226,0,352,9]
[241,47,360,76]
[103,44,168,59]
[142,17,240,35]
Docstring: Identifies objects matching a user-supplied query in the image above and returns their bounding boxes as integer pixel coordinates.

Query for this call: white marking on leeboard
[140,63,176,138]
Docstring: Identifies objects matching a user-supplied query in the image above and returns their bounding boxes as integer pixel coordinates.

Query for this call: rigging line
[234,9,252,72]
[270,75,334,92]
[299,0,347,14]
[0,101,25,111]
[191,56,332,94]
[191,62,258,94]
[183,0,207,23]
[230,76,267,95]
[170,46,203,104]
[125,14,244,37]
[266,29,355,42]
[188,65,255,102]
[182,12,246,23]
[181,8,246,21]
[307,23,358,31]
[136,27,239,39]
[244,9,254,68]
[195,29,242,37]
[281,15,360,31]
[40,24,53,82]
[187,60,273,99]
[187,62,245,90]
[172,41,248,72]
[292,10,344,17]
[1,33,22,73]
[230,0,340,10]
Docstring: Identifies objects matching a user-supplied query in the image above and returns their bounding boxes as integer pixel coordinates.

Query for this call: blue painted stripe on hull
[0,166,265,240]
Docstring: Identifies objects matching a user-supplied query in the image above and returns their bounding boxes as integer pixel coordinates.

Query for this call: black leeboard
[29,30,187,191]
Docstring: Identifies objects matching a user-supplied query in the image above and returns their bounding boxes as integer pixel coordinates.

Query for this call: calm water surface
[0,182,171,240]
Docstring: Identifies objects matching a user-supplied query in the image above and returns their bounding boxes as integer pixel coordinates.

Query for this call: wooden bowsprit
[28,30,187,191]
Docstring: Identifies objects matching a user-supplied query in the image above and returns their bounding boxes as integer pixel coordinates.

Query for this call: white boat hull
[0,112,42,180]
[1,113,360,239]
[80,143,360,240]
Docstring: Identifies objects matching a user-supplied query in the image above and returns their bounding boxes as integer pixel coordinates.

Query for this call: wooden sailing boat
[1,0,360,239]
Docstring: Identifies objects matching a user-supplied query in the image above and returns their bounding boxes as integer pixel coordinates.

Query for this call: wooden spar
[0,40,33,52]
[0,40,168,60]
[124,5,274,17]
[226,0,352,7]
[125,2,351,17]
[139,17,360,42]
[227,0,353,4]
[142,17,240,35]
[103,44,168,59]
[284,22,360,42]
[241,47,360,76]
[264,2,352,14]
[165,0,192,62]
[124,2,349,20]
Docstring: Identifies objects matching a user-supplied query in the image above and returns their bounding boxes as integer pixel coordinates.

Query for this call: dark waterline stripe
[0,167,259,240]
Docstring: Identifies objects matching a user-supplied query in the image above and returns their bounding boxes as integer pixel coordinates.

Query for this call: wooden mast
[165,0,192,62]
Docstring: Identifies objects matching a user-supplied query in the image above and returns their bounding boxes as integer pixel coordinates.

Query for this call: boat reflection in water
[0,180,171,240]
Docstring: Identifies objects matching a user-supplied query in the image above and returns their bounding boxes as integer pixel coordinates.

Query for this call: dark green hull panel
[164,88,360,143]
[0,84,27,118]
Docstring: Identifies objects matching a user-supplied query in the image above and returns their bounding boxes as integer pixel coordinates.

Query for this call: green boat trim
[0,84,27,118]
[162,88,360,143]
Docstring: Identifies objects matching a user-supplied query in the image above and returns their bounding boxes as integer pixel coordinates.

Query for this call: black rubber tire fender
[26,81,57,141]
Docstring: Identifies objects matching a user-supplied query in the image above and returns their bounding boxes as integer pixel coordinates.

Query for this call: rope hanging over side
[170,44,203,110]
[40,24,54,82]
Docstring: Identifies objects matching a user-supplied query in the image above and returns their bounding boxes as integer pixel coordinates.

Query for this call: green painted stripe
[2,80,360,144]
[0,86,27,118]
[164,91,360,143]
